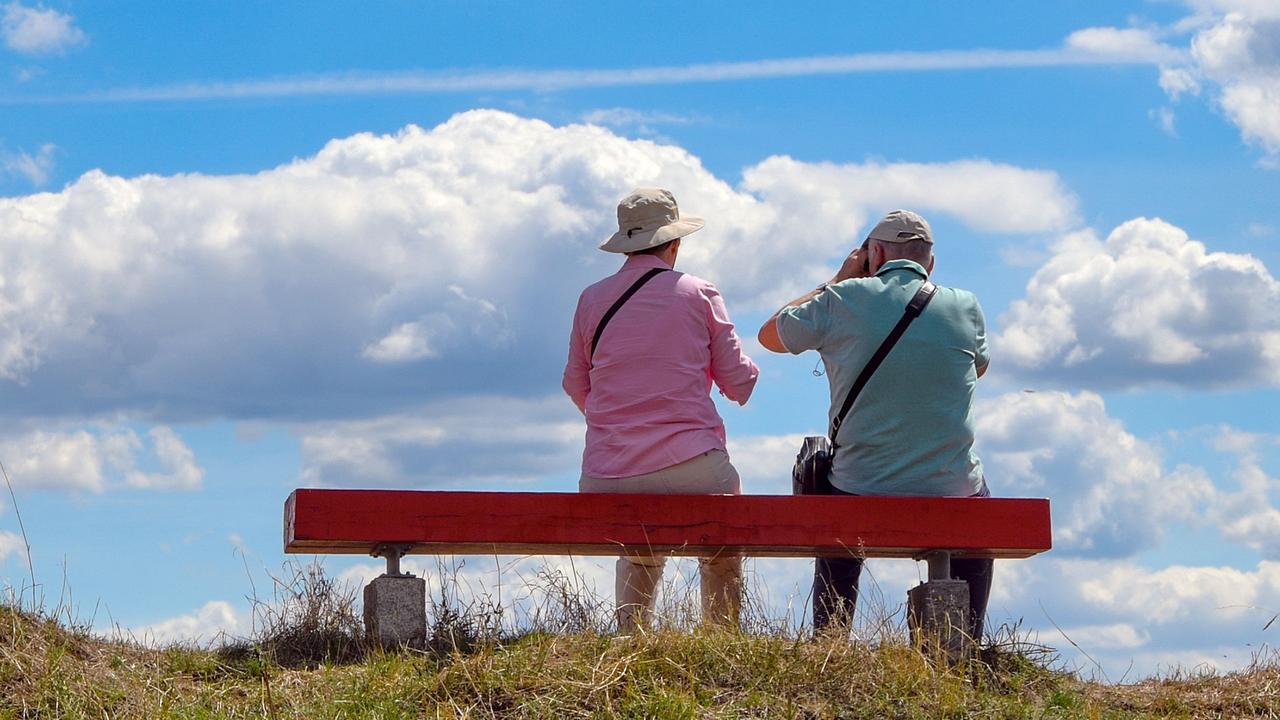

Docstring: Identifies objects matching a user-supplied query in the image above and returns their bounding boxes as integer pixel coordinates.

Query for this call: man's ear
[868,241,885,273]
[926,254,935,274]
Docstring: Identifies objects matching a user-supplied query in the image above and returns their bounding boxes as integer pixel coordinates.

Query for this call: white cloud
[727,433,812,495]
[996,217,1280,388]
[742,156,1077,237]
[1,2,84,55]
[0,142,55,186]
[297,394,582,487]
[361,321,438,363]
[1065,27,1185,63]
[1149,9,1280,161]
[0,529,23,563]
[976,391,1216,557]
[0,110,1077,422]
[0,427,112,491]
[124,426,204,490]
[125,600,247,646]
[1191,14,1280,156]
[1056,622,1150,650]
[1074,560,1272,626]
[1160,66,1203,99]
[1206,427,1280,557]
[0,422,203,492]
[12,42,1181,105]
[1009,557,1280,678]
[736,156,1077,306]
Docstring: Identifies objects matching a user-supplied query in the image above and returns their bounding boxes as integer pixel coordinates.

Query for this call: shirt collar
[874,258,929,279]
[620,254,674,272]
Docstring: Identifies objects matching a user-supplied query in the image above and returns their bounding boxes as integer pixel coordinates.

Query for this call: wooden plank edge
[282,540,1050,560]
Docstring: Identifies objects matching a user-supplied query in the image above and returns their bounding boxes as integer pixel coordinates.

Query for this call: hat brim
[600,216,704,253]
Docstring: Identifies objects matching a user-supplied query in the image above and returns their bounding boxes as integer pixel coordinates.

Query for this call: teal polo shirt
[777,259,988,496]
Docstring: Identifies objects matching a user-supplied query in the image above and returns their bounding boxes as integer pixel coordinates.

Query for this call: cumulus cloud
[124,600,247,646]
[1144,6,1280,161]
[1,2,85,55]
[1208,427,1280,556]
[996,217,1280,388]
[1056,622,1150,650]
[0,422,203,492]
[0,110,1076,423]
[727,433,812,495]
[1190,13,1280,157]
[297,394,582,487]
[976,391,1216,557]
[125,426,204,490]
[1013,557,1280,677]
[1074,560,1273,628]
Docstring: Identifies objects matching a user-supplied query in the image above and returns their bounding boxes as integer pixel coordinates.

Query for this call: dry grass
[4,562,1280,719]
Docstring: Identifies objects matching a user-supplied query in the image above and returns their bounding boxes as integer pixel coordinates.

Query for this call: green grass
[4,601,1279,719]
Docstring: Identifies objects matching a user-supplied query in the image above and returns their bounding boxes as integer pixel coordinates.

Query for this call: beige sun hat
[866,209,934,244]
[600,188,705,253]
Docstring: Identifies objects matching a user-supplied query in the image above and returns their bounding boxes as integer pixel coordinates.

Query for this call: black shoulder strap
[590,267,669,360]
[829,280,938,447]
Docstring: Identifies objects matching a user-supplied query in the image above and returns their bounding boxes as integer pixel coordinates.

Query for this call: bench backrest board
[285,490,1051,560]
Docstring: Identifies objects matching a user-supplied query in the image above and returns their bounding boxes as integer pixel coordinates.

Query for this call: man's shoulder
[933,284,983,308]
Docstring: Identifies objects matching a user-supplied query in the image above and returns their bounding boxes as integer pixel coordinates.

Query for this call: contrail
[2,45,1185,105]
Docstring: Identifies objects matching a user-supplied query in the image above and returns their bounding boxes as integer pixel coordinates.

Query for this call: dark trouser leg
[813,557,862,633]
[951,558,994,641]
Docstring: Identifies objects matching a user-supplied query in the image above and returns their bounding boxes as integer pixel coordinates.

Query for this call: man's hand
[832,241,871,283]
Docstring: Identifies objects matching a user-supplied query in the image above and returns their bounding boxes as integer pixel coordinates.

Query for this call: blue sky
[2,1,1280,679]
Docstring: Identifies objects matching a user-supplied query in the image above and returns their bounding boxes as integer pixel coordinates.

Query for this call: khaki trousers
[580,449,743,633]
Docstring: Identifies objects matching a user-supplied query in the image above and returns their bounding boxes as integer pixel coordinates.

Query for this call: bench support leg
[908,551,972,662]
[363,544,425,649]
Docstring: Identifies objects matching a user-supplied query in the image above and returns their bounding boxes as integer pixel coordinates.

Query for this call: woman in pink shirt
[563,188,759,632]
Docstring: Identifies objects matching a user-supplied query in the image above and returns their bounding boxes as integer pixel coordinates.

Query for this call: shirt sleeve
[561,293,591,413]
[971,295,990,371]
[776,287,835,354]
[701,283,759,405]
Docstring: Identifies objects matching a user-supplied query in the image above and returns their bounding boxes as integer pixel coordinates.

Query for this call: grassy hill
[3,596,1278,719]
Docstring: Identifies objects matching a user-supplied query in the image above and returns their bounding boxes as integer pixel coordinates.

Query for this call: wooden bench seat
[284,489,1051,560]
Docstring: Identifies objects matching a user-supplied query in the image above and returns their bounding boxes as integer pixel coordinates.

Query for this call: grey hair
[873,238,932,266]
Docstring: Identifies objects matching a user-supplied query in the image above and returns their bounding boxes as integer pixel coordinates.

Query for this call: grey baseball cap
[866,209,933,244]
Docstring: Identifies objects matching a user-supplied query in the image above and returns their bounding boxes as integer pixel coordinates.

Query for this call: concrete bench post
[907,550,971,662]
[363,543,425,649]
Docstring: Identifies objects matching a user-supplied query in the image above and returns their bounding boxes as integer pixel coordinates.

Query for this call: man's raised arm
[757,242,871,353]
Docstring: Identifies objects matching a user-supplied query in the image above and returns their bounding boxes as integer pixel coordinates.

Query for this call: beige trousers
[580,449,743,633]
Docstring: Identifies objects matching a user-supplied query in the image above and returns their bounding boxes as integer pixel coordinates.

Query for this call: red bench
[284,489,1051,649]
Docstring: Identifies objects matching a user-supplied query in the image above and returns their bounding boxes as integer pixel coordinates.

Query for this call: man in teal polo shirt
[757,209,992,638]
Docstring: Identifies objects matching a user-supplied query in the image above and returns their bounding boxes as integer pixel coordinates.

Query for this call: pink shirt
[563,255,759,479]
